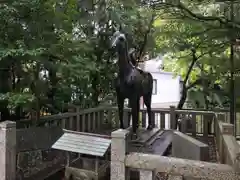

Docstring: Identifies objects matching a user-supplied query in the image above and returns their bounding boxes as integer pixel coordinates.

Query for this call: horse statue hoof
[147,124,155,130]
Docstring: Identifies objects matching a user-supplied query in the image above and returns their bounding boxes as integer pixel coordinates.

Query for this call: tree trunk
[177,50,197,110]
[137,11,155,61]
[175,49,197,129]
[91,72,100,107]
[177,85,187,110]
[0,57,11,121]
[48,59,58,113]
[31,62,41,125]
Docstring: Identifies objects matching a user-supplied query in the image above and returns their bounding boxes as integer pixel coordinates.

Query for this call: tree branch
[137,11,156,61]
[186,78,202,90]
[151,1,240,29]
[189,27,215,37]
[183,48,197,85]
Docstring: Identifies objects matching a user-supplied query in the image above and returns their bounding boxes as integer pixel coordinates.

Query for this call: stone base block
[172,131,209,161]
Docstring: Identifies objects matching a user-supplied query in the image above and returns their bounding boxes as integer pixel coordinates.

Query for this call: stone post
[140,170,154,180]
[111,129,130,180]
[217,113,226,122]
[221,123,234,135]
[170,106,176,129]
[0,121,16,180]
[76,107,81,132]
[234,152,240,174]
[220,122,240,173]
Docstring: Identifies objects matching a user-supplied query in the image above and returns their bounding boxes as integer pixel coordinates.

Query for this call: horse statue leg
[144,93,155,130]
[136,98,140,130]
[117,93,125,129]
[130,97,139,140]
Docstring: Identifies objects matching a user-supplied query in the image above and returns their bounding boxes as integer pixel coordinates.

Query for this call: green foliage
[3,0,239,117]
[0,0,156,119]
[152,0,240,108]
[0,93,35,110]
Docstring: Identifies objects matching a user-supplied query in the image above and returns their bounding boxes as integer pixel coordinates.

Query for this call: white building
[139,55,182,109]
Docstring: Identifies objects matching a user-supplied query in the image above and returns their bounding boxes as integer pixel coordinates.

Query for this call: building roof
[52,130,111,157]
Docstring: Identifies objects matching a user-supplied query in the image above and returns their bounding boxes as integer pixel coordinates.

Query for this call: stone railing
[17,106,108,133]
[18,105,240,140]
[111,106,215,137]
[111,128,240,180]
[218,111,240,139]
[17,106,217,138]
[215,113,240,170]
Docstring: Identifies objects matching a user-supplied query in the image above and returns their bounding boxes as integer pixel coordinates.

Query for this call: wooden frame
[152,79,157,95]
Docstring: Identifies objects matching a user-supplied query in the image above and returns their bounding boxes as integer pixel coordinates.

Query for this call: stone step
[150,130,173,155]
[131,128,161,146]
[138,128,162,144]
[146,131,164,146]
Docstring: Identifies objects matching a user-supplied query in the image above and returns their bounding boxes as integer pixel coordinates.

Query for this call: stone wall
[16,126,63,152]
[0,121,65,180]
[172,131,209,161]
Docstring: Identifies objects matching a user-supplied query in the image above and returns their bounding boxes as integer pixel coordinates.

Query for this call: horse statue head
[111,31,128,53]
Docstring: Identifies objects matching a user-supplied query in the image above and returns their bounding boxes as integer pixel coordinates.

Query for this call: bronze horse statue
[111,31,154,139]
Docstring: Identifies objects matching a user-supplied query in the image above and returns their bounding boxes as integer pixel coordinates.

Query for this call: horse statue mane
[128,48,137,66]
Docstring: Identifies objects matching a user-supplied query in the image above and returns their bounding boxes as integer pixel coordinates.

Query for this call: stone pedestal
[140,170,154,180]
[0,121,16,180]
[170,106,176,129]
[111,129,130,180]
[172,131,209,161]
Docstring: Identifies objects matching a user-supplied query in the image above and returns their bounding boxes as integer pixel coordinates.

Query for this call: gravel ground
[192,135,218,163]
